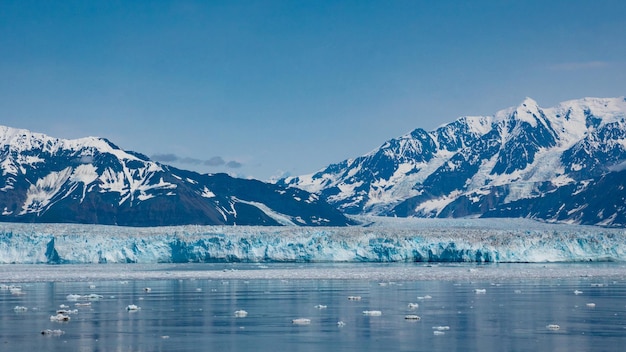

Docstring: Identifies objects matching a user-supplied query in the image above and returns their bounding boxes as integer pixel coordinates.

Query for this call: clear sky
[1,1,624,180]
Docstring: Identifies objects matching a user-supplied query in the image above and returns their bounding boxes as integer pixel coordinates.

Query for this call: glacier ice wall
[0,218,624,264]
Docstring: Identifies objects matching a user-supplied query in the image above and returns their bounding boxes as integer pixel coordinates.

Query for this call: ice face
[0,218,624,264]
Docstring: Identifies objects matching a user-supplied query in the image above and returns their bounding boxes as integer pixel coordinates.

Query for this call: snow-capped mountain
[280,97,626,227]
[0,126,353,226]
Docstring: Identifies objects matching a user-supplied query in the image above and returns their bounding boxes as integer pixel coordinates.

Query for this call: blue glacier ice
[0,218,624,264]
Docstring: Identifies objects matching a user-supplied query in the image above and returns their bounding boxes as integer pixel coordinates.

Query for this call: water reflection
[0,265,625,351]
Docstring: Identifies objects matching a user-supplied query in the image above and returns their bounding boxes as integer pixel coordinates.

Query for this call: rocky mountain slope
[0,126,353,227]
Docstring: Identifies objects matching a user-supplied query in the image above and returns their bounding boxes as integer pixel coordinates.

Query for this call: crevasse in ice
[0,218,624,264]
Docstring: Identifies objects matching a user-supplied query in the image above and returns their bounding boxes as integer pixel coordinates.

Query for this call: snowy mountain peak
[282,96,626,227]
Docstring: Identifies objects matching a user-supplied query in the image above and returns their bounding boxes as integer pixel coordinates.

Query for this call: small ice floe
[432,326,450,331]
[291,318,311,325]
[126,305,141,311]
[161,335,170,339]
[546,324,560,331]
[41,329,65,336]
[66,294,82,301]
[591,283,606,287]
[50,314,70,322]
[56,309,78,315]
[433,331,446,336]
[85,294,103,300]
[363,310,382,316]
[574,290,584,295]
[59,304,69,309]
[586,303,596,308]
[234,310,248,317]
[404,315,421,320]
[88,284,96,289]
[348,296,362,301]
[337,321,346,327]
[408,303,419,310]
[195,288,202,292]
[13,306,28,312]
[10,286,25,296]
[314,304,327,309]
[417,295,432,300]
[75,302,91,307]
[473,289,487,294]
[144,287,152,292]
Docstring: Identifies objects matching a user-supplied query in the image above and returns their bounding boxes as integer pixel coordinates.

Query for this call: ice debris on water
[126,304,141,311]
[234,310,248,317]
[586,303,596,308]
[337,321,346,327]
[433,331,445,336]
[50,314,70,322]
[13,306,28,312]
[433,326,450,331]
[41,329,65,336]
[574,290,583,295]
[292,318,311,325]
[348,296,362,301]
[546,324,560,331]
[408,303,419,309]
[474,289,487,294]
[363,310,382,316]
[314,304,327,309]
[404,315,421,320]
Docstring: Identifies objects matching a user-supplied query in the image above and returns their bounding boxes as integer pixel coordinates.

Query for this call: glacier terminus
[1,217,624,264]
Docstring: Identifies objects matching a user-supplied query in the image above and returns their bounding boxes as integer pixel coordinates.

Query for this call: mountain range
[280,97,626,227]
[0,126,353,227]
[2,96,625,228]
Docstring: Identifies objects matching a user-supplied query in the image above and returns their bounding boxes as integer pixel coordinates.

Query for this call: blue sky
[1,0,624,180]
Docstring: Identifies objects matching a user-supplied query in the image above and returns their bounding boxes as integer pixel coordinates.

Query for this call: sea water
[1,263,626,351]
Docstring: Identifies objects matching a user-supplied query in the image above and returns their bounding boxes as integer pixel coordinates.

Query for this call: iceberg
[0,218,624,264]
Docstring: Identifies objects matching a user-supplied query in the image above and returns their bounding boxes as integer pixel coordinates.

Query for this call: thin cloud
[226,160,242,169]
[550,61,609,71]
[204,156,225,166]
[151,153,243,168]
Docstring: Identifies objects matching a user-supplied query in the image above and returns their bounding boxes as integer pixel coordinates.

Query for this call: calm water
[1,263,626,351]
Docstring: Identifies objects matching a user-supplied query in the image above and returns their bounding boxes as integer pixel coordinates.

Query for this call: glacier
[0,218,624,264]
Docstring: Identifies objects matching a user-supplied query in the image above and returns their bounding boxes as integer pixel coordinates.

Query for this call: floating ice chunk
[337,321,346,327]
[474,289,487,294]
[85,293,103,300]
[66,294,82,301]
[291,318,311,325]
[586,303,596,308]
[432,326,450,331]
[363,310,382,316]
[234,310,248,317]
[10,286,24,295]
[195,288,202,292]
[41,329,65,336]
[433,331,445,336]
[59,304,69,309]
[88,284,96,289]
[314,304,327,309]
[546,324,560,330]
[13,306,28,312]
[417,295,432,300]
[347,296,361,301]
[75,302,91,307]
[144,287,152,292]
[405,315,421,320]
[50,313,70,322]
[408,303,419,309]
[56,309,78,315]
[574,290,583,295]
[126,304,141,311]
[590,283,606,287]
